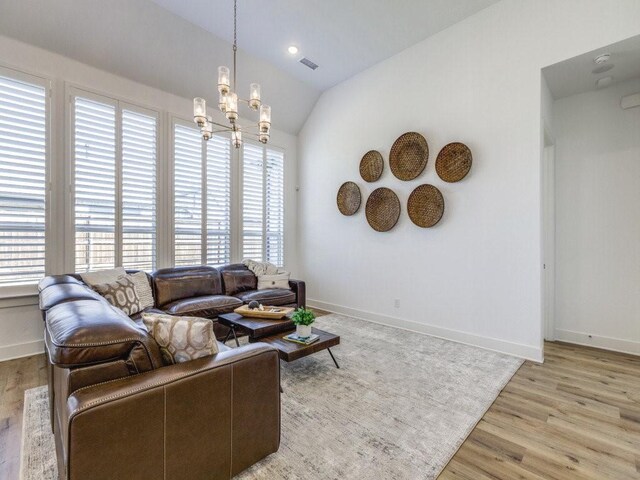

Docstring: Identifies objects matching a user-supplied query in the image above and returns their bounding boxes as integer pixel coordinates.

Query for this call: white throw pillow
[80,267,126,287]
[257,272,291,290]
[128,271,154,310]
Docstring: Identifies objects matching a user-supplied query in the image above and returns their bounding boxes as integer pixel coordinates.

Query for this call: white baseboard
[554,329,640,356]
[308,299,543,363]
[0,339,44,362]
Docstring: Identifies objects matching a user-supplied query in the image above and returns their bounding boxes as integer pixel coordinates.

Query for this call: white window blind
[206,135,231,266]
[266,148,284,266]
[0,73,47,286]
[241,143,285,267]
[73,92,158,272]
[74,97,116,272]
[122,109,157,271]
[173,123,202,266]
[241,143,264,262]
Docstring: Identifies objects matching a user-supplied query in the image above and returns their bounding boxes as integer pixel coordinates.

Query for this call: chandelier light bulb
[193,97,207,127]
[202,116,213,141]
[259,132,269,144]
[218,66,230,95]
[249,83,261,110]
[259,104,271,132]
[225,92,238,122]
[218,92,227,113]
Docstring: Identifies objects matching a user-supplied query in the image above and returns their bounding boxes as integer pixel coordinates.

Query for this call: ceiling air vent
[299,57,319,70]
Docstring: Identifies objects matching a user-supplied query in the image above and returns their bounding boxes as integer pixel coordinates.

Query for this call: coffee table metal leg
[230,326,240,347]
[222,328,233,345]
[327,348,340,369]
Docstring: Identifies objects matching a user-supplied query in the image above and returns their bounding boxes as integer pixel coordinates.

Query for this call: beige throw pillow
[142,312,218,365]
[80,267,126,287]
[93,276,142,316]
[257,272,291,290]
[128,271,154,310]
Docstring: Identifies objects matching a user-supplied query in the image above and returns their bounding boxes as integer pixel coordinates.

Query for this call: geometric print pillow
[93,275,142,316]
[141,312,219,365]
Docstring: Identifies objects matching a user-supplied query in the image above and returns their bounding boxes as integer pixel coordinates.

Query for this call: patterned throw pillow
[142,312,219,364]
[128,271,154,310]
[93,276,142,316]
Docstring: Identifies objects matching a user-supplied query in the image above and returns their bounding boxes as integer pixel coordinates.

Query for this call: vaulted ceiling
[0,0,499,133]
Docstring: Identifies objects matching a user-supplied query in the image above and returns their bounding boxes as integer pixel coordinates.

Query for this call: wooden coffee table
[218,313,340,368]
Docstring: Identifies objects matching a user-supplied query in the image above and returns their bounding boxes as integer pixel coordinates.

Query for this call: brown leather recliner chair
[39,274,281,480]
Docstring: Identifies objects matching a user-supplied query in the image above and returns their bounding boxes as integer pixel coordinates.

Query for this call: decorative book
[283,333,319,345]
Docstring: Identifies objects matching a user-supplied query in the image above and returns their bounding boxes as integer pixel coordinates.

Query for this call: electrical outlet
[394,299,400,308]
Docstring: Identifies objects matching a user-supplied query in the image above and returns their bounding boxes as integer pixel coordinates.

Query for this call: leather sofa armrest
[288,279,306,308]
[63,343,280,479]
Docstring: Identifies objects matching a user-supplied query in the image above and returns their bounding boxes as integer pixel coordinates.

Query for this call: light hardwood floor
[1,341,639,479]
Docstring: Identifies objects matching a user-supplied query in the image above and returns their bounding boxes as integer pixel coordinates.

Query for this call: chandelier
[192,0,271,148]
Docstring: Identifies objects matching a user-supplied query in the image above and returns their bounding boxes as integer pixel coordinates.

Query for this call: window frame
[0,64,52,297]
[239,139,286,267]
[170,116,234,267]
[65,85,161,273]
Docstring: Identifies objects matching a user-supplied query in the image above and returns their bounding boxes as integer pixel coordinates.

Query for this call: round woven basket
[435,142,472,183]
[389,132,429,181]
[337,181,361,216]
[407,184,444,228]
[365,187,401,232]
[359,150,384,182]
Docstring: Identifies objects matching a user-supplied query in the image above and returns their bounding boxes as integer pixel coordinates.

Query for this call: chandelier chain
[233,0,237,91]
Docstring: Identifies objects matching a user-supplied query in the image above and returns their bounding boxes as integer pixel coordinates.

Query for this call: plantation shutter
[174,123,202,266]
[74,96,116,272]
[241,142,264,261]
[265,148,284,267]
[206,134,231,266]
[0,73,47,285]
[122,109,157,271]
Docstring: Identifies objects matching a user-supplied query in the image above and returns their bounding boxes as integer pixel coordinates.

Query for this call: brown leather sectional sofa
[38,264,305,480]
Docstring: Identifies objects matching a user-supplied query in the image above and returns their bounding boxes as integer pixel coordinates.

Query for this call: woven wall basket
[359,150,384,182]
[407,184,444,228]
[435,142,472,183]
[366,187,401,232]
[389,132,429,181]
[337,181,361,216]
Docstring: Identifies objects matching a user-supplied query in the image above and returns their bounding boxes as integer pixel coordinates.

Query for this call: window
[0,70,48,287]
[72,90,158,272]
[173,121,231,267]
[241,142,284,266]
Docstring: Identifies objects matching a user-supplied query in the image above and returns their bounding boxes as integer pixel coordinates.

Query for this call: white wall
[0,35,299,361]
[298,0,640,362]
[554,77,640,354]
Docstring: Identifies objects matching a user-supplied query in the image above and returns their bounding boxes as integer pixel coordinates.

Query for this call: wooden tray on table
[233,305,295,319]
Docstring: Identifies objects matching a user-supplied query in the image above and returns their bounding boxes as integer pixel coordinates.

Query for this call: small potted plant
[291,307,315,339]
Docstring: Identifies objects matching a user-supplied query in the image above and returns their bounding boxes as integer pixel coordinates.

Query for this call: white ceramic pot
[296,324,312,339]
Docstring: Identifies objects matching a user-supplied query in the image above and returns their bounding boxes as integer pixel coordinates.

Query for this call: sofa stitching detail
[68,349,275,417]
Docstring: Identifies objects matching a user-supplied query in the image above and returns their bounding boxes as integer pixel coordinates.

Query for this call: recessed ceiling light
[594,53,611,64]
[287,45,299,55]
[596,76,613,88]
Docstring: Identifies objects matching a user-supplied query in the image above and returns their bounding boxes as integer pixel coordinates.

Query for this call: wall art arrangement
[336,131,472,232]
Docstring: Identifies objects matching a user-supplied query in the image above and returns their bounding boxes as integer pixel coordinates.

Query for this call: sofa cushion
[142,312,218,364]
[152,266,222,307]
[257,273,291,291]
[234,289,296,306]
[39,283,103,311]
[45,299,156,367]
[38,275,83,292]
[164,295,242,318]
[221,270,257,296]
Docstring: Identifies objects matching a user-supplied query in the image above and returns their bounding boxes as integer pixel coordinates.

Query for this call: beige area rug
[21,314,523,480]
